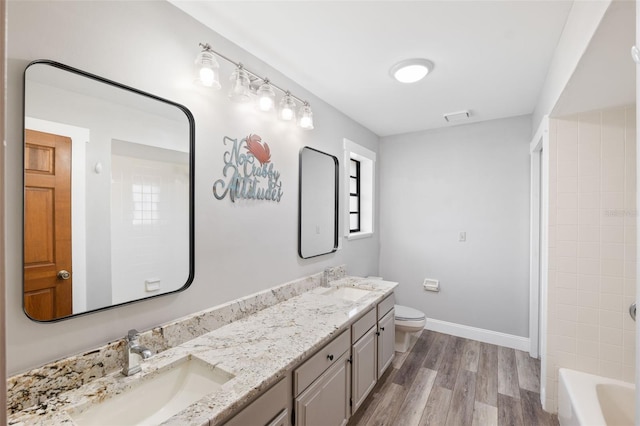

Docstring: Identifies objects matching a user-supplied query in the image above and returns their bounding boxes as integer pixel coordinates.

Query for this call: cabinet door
[352,326,377,414]
[295,351,351,426]
[377,308,395,378]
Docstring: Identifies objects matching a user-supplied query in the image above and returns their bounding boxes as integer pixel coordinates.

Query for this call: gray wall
[6,1,380,374]
[379,115,531,337]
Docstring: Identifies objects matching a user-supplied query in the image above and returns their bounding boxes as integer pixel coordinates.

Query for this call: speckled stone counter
[8,275,396,425]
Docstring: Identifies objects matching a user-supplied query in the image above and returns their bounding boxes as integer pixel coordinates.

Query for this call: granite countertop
[9,276,397,426]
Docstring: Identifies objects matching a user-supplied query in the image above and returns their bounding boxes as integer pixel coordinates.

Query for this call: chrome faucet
[122,329,152,376]
[322,269,330,287]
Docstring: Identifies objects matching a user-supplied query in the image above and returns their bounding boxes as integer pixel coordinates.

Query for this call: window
[349,159,361,233]
[343,138,375,239]
[132,178,160,225]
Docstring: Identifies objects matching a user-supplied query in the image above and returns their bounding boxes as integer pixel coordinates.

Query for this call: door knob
[630,302,636,321]
[57,270,71,280]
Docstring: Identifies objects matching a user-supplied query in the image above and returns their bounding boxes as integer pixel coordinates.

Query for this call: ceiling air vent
[443,110,470,123]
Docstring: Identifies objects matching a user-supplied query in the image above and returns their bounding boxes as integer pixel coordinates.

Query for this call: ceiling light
[256,79,276,112]
[194,43,221,89]
[389,59,434,83]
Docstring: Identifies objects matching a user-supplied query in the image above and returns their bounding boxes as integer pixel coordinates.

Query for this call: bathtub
[558,368,635,426]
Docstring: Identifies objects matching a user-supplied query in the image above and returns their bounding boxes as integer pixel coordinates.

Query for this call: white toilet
[394,304,426,352]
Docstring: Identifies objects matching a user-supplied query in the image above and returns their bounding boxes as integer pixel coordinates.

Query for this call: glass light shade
[279,94,297,121]
[256,81,276,112]
[194,50,221,89]
[298,104,314,130]
[228,66,251,102]
[389,59,434,83]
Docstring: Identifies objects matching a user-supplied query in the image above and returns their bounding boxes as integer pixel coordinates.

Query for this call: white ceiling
[171,1,575,137]
[553,0,636,117]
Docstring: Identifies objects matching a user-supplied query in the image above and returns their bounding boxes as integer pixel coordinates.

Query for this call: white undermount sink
[317,286,372,301]
[69,355,234,426]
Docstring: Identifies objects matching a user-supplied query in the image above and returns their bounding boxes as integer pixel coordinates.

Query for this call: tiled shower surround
[544,106,636,411]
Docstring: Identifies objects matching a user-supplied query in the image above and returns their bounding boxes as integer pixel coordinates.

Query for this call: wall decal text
[213,134,283,203]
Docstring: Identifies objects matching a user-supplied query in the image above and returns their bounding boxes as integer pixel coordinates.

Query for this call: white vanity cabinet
[350,308,377,414]
[223,291,396,426]
[377,294,395,378]
[223,375,291,426]
[293,329,351,426]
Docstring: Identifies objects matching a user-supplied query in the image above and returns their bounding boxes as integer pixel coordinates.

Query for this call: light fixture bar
[199,42,309,107]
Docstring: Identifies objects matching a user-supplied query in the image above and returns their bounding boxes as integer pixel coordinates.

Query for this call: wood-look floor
[347,330,558,426]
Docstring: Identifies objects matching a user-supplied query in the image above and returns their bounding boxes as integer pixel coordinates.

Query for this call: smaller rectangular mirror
[298,147,339,259]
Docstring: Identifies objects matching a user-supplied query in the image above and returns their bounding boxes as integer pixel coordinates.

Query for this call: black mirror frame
[22,59,196,322]
[298,146,339,259]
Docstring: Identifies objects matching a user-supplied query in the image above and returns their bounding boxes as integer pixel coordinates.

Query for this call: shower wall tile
[544,107,636,413]
[576,307,598,325]
[556,272,577,289]
[578,225,599,242]
[557,224,578,241]
[601,225,625,243]
[600,293,623,311]
[576,354,599,375]
[558,192,578,209]
[578,242,599,259]
[577,258,600,276]
[578,192,600,209]
[601,276,623,294]
[577,275,599,292]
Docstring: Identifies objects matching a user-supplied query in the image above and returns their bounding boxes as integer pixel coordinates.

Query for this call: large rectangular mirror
[23,60,194,321]
[298,147,339,259]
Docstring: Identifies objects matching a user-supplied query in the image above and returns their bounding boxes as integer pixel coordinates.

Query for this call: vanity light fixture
[279,92,297,121]
[194,43,221,89]
[298,102,314,130]
[256,79,276,112]
[195,42,314,129]
[228,64,252,103]
[389,58,434,83]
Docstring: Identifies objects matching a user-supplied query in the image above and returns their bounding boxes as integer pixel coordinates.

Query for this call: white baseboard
[425,318,530,351]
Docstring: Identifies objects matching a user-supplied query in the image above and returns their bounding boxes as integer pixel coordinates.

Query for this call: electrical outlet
[459,231,466,242]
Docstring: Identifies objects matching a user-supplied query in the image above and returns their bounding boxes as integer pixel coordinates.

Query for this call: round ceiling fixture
[389,59,434,83]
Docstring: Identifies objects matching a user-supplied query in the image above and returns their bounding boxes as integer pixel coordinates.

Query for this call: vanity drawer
[294,329,350,396]
[223,376,289,426]
[377,293,395,320]
[352,308,376,343]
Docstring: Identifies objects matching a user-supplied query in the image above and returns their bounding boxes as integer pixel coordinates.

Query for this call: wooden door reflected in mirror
[24,130,72,320]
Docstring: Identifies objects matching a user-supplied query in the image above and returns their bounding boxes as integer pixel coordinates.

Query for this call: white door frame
[529,117,549,362]
[635,0,640,421]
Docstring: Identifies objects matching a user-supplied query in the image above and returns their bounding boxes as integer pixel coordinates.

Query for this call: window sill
[346,231,373,241]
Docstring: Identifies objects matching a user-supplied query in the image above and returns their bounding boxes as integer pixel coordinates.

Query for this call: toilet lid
[395,304,425,321]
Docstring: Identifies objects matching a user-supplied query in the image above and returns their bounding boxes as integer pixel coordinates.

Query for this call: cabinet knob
[327,354,334,361]
[380,327,385,331]
[375,331,380,336]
